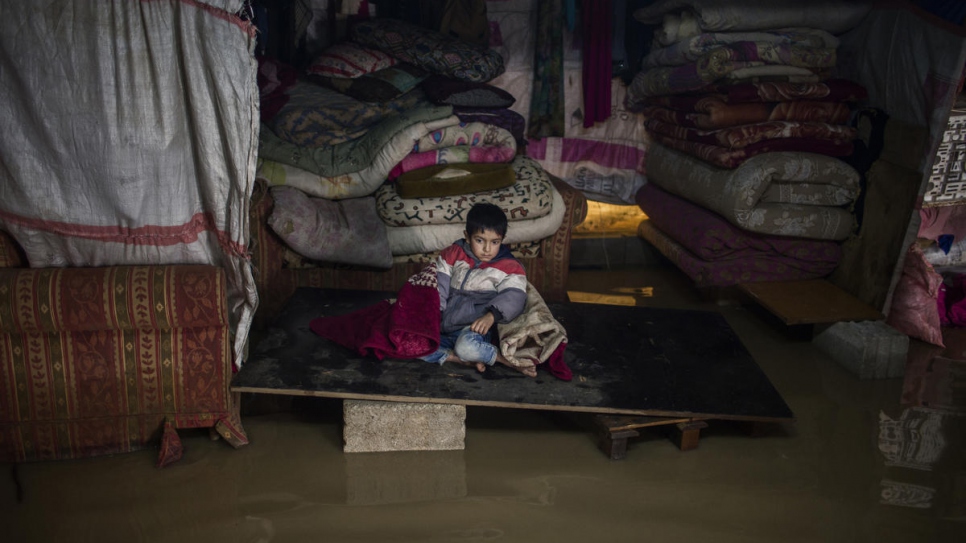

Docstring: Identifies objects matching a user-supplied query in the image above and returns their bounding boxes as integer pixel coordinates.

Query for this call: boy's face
[465,228,503,262]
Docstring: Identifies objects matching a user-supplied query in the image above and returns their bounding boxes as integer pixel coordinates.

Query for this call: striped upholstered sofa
[0,230,247,467]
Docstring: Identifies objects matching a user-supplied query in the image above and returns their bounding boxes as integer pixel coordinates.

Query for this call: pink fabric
[886,244,945,347]
[542,341,572,381]
[388,145,516,180]
[581,0,612,128]
[939,273,966,327]
[918,205,966,242]
[310,265,441,360]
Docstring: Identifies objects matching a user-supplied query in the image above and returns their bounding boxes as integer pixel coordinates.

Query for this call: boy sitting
[420,202,537,377]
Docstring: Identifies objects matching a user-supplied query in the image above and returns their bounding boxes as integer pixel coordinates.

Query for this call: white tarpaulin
[0,0,259,367]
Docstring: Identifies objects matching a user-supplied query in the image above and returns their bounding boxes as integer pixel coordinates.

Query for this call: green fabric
[258,105,454,177]
[528,0,565,139]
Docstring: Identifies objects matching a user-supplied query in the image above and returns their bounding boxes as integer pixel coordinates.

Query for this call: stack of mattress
[255,17,567,270]
[625,0,873,287]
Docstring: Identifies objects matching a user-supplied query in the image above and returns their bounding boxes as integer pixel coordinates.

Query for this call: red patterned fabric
[310,264,441,360]
[0,265,247,465]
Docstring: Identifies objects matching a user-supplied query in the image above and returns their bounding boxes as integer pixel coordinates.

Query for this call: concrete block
[345,450,467,505]
[813,320,909,380]
[343,400,465,452]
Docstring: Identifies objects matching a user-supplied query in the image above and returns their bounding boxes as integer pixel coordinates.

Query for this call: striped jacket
[435,239,527,333]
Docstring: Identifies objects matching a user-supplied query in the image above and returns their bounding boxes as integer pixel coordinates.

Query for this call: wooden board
[738,279,884,326]
[233,289,794,423]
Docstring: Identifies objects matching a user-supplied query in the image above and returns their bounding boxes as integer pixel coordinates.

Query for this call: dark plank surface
[233,288,794,422]
[738,279,883,325]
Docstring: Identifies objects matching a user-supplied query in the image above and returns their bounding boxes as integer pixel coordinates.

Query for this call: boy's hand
[471,312,496,335]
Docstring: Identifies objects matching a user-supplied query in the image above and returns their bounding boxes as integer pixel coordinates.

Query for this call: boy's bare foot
[495,354,537,377]
[444,353,487,373]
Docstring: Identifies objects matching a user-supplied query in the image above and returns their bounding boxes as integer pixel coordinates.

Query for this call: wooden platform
[738,279,884,326]
[233,288,795,457]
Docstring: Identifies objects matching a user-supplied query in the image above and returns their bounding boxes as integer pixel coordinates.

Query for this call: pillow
[267,186,392,269]
[311,63,428,103]
[306,41,398,79]
[420,75,516,108]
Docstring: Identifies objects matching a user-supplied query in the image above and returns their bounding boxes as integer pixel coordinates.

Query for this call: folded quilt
[638,220,840,287]
[386,184,566,255]
[636,182,843,263]
[634,0,873,35]
[258,108,463,200]
[453,107,527,146]
[629,42,834,98]
[497,281,569,376]
[377,155,554,227]
[643,28,839,68]
[646,142,859,240]
[645,118,856,149]
[259,104,453,177]
[651,132,854,169]
[268,81,427,148]
[687,78,868,104]
[387,121,518,179]
[387,145,517,180]
[640,101,851,130]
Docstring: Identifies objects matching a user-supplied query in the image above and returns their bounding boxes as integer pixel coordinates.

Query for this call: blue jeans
[421,327,497,366]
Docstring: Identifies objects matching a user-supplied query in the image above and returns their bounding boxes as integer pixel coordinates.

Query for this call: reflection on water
[877,330,966,519]
[878,408,947,471]
[345,451,467,505]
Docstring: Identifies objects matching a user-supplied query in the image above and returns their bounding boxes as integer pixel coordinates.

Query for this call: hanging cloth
[581,0,612,128]
[439,0,491,47]
[528,0,566,139]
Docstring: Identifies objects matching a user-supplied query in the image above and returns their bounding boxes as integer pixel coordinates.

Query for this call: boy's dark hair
[466,203,508,238]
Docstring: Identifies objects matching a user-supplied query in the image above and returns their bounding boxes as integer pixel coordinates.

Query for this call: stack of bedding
[625,0,873,287]
[255,17,566,271]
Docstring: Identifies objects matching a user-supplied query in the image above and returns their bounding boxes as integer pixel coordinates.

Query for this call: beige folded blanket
[498,282,568,370]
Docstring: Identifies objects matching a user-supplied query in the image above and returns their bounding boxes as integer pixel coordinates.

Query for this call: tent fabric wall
[0,0,260,367]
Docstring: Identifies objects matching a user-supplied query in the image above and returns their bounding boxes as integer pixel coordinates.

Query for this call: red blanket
[309,264,440,360]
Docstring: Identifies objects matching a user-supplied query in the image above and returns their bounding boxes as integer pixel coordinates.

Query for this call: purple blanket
[635,183,841,286]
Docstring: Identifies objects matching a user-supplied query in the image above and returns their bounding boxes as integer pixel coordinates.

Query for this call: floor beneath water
[2,264,963,543]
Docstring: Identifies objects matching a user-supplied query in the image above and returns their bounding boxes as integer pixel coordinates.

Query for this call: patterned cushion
[306,41,399,78]
[350,18,505,83]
